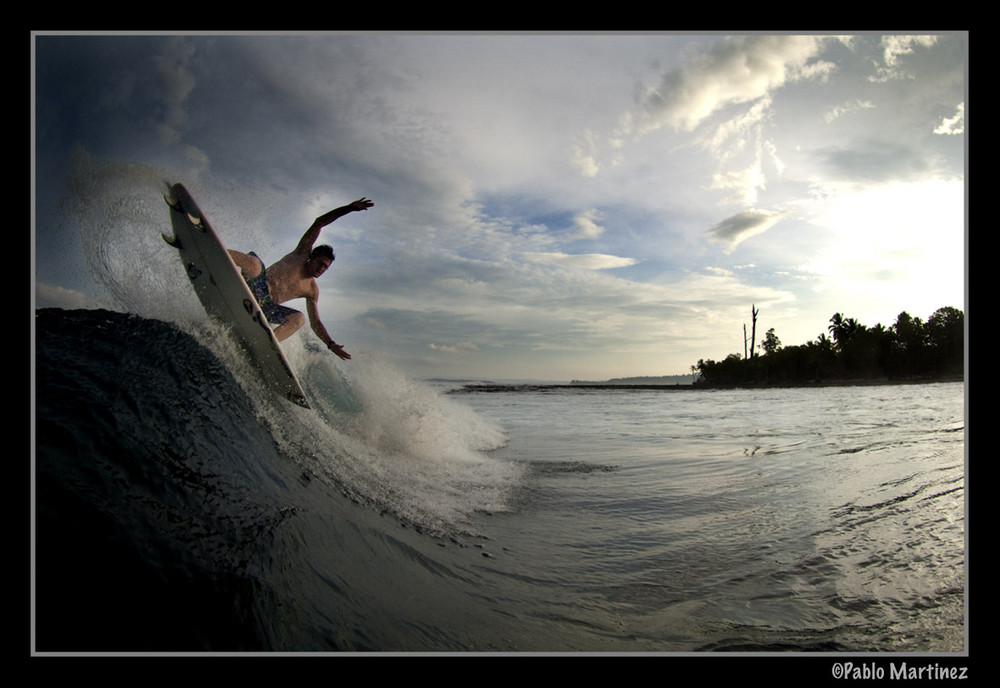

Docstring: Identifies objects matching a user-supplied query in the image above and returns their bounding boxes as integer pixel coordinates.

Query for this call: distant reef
[570,375,694,386]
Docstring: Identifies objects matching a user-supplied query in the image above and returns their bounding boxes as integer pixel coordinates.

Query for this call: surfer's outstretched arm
[296,197,374,253]
[306,297,351,360]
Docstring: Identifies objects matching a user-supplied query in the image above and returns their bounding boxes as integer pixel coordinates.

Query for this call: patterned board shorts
[245,252,298,325]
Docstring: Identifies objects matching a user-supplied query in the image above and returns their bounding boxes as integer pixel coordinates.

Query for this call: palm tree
[829,313,862,346]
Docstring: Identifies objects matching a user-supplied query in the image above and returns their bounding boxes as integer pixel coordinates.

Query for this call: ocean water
[452,382,966,653]
[33,166,966,655]
[34,308,965,654]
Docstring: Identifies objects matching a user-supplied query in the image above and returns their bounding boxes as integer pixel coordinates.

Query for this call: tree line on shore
[693,306,964,387]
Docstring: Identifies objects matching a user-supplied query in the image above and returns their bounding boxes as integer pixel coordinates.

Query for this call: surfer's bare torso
[266,248,329,305]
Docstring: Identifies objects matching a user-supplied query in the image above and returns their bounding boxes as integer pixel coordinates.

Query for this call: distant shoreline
[452,375,964,393]
[685,374,965,390]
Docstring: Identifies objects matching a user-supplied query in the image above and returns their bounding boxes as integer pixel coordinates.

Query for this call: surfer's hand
[349,198,373,212]
[328,341,352,360]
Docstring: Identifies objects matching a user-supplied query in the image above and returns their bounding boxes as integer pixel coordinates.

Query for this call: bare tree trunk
[749,305,759,359]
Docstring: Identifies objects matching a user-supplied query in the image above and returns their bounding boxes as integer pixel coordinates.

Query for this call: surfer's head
[307,245,335,277]
[311,245,335,262]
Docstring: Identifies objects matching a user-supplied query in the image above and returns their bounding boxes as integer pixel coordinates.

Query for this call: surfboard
[163,183,311,408]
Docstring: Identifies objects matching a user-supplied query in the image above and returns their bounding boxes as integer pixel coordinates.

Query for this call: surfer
[228,197,373,360]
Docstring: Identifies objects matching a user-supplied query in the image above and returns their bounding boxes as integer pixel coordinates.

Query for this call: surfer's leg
[264,304,304,342]
[228,249,263,279]
[272,310,305,342]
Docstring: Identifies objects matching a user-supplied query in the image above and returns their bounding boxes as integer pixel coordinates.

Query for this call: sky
[33,33,966,382]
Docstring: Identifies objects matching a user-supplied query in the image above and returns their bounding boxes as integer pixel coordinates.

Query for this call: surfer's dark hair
[311,245,335,261]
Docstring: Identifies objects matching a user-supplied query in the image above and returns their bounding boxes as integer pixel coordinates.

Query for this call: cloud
[822,99,876,124]
[869,35,939,83]
[571,129,602,178]
[815,139,932,183]
[635,35,832,134]
[691,95,784,205]
[707,209,787,252]
[428,341,479,353]
[151,37,197,145]
[571,209,604,239]
[35,282,90,309]
[709,155,769,205]
[934,103,965,135]
[522,252,637,270]
[605,36,831,205]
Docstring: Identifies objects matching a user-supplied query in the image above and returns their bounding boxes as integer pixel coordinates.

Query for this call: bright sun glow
[801,179,965,323]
